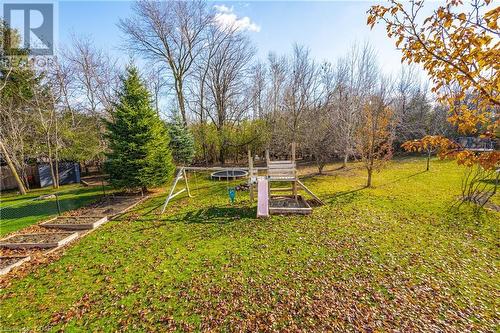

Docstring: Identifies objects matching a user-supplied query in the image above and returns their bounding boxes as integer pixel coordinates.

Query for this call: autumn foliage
[368,0,499,174]
[401,136,457,157]
[356,97,394,187]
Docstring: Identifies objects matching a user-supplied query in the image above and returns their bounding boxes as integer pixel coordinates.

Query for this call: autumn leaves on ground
[0,158,498,331]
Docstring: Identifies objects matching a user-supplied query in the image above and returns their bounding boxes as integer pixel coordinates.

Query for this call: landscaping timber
[72,195,147,218]
[40,216,108,230]
[269,195,312,215]
[0,232,79,249]
[0,256,31,275]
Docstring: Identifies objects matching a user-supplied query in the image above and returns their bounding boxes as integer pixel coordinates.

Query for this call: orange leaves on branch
[403,136,499,170]
[369,0,499,171]
[356,99,394,168]
[447,104,490,135]
[367,0,500,108]
[456,150,500,170]
[402,135,457,156]
[484,7,499,30]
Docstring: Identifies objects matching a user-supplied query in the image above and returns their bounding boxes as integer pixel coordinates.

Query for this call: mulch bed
[0,232,76,244]
[0,232,78,253]
[41,216,108,231]
[46,217,102,224]
[0,256,31,276]
[270,196,310,208]
[0,256,29,270]
[0,250,61,283]
[0,194,147,280]
[269,196,312,215]
[66,196,145,218]
[9,224,76,235]
[0,247,48,257]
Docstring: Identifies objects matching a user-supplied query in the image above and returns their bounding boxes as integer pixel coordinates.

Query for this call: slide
[257,177,269,218]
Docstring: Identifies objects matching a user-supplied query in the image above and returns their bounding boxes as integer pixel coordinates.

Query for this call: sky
[49,0,422,77]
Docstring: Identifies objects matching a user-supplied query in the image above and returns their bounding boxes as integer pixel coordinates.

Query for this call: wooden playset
[161,143,323,217]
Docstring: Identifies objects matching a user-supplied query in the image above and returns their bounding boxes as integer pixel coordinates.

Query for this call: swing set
[161,143,324,217]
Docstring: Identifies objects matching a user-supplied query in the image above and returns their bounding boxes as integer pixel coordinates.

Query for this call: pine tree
[105,66,174,191]
[168,113,195,165]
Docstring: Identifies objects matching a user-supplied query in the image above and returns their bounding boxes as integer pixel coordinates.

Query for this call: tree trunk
[54,159,60,188]
[342,152,349,168]
[46,132,59,189]
[367,167,373,187]
[48,158,58,189]
[426,149,431,171]
[55,106,60,187]
[318,164,324,174]
[176,79,187,126]
[219,147,226,166]
[0,141,27,195]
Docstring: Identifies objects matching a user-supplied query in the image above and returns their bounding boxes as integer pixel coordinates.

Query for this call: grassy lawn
[0,158,498,331]
[0,184,109,236]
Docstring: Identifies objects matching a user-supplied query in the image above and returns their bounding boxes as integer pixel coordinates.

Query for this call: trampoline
[211,169,248,180]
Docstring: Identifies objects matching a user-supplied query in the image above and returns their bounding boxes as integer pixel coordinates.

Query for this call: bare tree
[64,36,119,116]
[0,141,27,193]
[0,93,32,192]
[189,24,237,164]
[266,52,288,118]
[249,61,267,119]
[146,66,171,116]
[355,78,395,187]
[303,107,334,173]
[392,66,431,146]
[283,45,319,143]
[0,23,29,194]
[204,28,255,164]
[263,52,288,155]
[29,75,61,188]
[119,0,213,124]
[332,42,379,167]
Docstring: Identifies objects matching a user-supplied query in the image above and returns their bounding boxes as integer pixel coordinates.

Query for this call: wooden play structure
[161,143,323,217]
[251,143,324,217]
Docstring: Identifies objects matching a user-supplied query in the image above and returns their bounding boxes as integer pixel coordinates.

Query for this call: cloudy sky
[52,0,427,77]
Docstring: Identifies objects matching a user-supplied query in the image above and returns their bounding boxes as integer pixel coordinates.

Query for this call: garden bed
[269,195,312,215]
[67,195,146,218]
[0,232,79,249]
[41,216,108,230]
[0,256,31,275]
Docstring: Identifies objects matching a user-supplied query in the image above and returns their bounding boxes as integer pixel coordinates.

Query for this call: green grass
[0,184,109,236]
[0,158,498,331]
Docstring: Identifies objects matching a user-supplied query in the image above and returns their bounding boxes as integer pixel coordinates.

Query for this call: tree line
[1,0,496,193]
[118,2,457,165]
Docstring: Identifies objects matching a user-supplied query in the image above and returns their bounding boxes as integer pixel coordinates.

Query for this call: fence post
[55,193,61,215]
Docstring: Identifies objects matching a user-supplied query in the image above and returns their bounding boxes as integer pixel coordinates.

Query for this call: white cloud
[214,5,261,33]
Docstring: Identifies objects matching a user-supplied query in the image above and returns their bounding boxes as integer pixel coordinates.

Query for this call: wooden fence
[0,165,38,191]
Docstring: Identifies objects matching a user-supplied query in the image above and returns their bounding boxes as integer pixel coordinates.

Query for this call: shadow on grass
[441,204,497,227]
[0,193,104,222]
[116,179,239,222]
[376,170,427,188]
[324,187,366,205]
[134,206,256,231]
[300,165,360,179]
[478,178,499,185]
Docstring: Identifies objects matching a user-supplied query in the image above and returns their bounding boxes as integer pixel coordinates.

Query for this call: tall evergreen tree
[168,113,195,165]
[105,65,174,191]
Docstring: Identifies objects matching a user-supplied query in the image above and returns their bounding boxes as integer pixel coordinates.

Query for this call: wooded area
[0,0,497,193]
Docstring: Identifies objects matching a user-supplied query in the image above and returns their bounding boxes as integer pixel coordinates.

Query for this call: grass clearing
[0,158,498,331]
